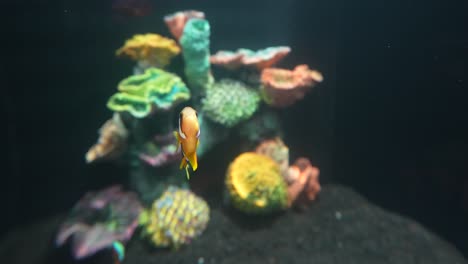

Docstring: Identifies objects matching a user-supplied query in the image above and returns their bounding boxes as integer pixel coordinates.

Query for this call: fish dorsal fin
[178,112,186,139]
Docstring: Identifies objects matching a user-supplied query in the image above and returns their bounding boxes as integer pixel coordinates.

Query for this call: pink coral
[210,46,291,71]
[139,145,180,167]
[209,51,245,70]
[138,132,181,167]
[56,185,142,260]
[164,10,205,40]
[260,64,323,108]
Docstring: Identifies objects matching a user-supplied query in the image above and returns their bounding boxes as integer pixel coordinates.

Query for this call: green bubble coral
[225,152,288,214]
[139,186,210,249]
[107,68,190,118]
[201,79,260,128]
[180,18,214,92]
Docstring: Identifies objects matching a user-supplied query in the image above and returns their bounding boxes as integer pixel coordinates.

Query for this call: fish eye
[179,112,183,119]
[195,111,198,117]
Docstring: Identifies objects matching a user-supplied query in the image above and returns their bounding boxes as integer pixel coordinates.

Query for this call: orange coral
[260,64,323,108]
[115,33,180,68]
[85,113,128,163]
[286,158,321,208]
[164,10,205,41]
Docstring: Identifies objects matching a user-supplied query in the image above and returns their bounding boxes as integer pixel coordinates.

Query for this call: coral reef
[202,79,261,128]
[139,186,210,248]
[107,68,190,118]
[83,10,324,252]
[55,185,142,260]
[225,152,288,214]
[261,64,324,108]
[85,113,128,163]
[179,18,214,93]
[116,33,180,69]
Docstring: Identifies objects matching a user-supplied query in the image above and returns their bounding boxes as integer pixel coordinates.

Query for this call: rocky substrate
[1,184,466,264]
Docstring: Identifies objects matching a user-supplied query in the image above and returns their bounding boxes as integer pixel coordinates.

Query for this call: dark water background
[3,0,468,258]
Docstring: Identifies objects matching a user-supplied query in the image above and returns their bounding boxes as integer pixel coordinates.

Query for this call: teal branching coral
[180,18,214,93]
[225,152,288,214]
[107,68,190,118]
[139,186,210,249]
[201,79,261,128]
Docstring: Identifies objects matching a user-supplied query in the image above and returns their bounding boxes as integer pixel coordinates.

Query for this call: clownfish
[173,107,200,179]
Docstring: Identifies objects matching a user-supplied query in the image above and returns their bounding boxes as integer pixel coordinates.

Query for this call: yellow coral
[139,186,209,249]
[116,33,181,68]
[225,152,288,214]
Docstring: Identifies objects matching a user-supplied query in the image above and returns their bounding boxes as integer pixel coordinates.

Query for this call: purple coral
[139,145,180,167]
[138,132,181,167]
[56,185,142,260]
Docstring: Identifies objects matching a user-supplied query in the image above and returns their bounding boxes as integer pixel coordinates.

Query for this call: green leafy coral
[107,68,190,118]
[201,79,260,128]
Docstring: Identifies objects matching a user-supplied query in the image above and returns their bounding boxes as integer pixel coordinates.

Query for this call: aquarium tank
[2,0,468,264]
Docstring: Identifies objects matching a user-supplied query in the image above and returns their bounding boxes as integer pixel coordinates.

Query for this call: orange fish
[174,107,200,179]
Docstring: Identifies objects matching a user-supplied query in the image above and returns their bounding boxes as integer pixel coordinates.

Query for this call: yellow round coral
[139,186,209,249]
[225,152,288,214]
[116,33,180,68]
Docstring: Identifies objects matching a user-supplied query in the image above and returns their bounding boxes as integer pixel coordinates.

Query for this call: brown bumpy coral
[115,33,180,68]
[85,113,128,163]
[286,158,321,208]
[260,64,323,108]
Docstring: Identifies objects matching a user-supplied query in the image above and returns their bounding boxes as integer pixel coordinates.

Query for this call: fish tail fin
[188,154,198,171]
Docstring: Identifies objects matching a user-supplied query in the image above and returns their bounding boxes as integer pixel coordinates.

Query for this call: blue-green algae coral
[180,18,213,92]
[107,68,190,118]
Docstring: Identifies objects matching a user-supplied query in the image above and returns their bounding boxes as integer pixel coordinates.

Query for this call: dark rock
[1,184,466,264]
